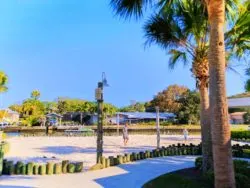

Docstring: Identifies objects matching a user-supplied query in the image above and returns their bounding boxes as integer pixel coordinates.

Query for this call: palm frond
[144,14,186,49]
[168,49,188,69]
[110,0,153,19]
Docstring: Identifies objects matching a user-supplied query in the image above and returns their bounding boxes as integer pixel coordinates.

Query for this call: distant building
[110,112,176,125]
[228,97,250,108]
[229,112,246,124]
[0,109,19,124]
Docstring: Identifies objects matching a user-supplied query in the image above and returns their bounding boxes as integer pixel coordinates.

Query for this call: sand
[5,135,201,169]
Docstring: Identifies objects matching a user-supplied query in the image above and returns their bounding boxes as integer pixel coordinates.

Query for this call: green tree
[0,71,8,93]
[110,0,246,185]
[120,102,145,112]
[31,90,41,100]
[177,90,200,124]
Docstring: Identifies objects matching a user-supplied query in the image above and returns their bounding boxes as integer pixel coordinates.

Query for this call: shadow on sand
[93,156,196,188]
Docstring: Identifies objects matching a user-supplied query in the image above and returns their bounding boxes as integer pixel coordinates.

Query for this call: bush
[75,162,83,173]
[195,157,202,169]
[67,163,75,173]
[26,162,34,175]
[243,149,250,158]
[0,141,10,154]
[231,131,250,140]
[62,160,69,174]
[15,161,24,175]
[0,151,3,175]
[6,161,14,175]
[46,162,54,175]
[33,164,39,175]
[38,164,46,175]
[54,163,62,174]
[21,163,26,175]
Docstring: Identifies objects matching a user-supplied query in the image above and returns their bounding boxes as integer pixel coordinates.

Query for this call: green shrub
[243,149,250,158]
[75,162,83,172]
[2,159,7,175]
[26,162,34,175]
[7,161,14,175]
[15,161,24,175]
[62,160,69,174]
[195,157,202,169]
[231,131,250,140]
[67,163,75,173]
[0,141,10,154]
[109,156,114,166]
[21,163,26,175]
[235,173,250,188]
[46,162,54,175]
[33,164,39,175]
[0,151,3,175]
[54,163,62,174]
[38,164,46,175]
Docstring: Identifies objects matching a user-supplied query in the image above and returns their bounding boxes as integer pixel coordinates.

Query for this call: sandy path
[5,135,201,169]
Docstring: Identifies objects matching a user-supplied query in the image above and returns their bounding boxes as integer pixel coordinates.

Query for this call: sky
[0,0,248,108]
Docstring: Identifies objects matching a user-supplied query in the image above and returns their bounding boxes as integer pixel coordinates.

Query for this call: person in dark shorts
[123,123,129,146]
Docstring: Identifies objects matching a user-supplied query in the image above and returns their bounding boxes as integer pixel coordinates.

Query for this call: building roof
[0,108,19,115]
[228,97,250,108]
[117,112,175,119]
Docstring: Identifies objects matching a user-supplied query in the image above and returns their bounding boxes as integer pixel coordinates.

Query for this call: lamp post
[156,106,160,149]
[95,72,109,164]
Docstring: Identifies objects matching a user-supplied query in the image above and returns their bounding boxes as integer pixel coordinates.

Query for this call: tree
[148,85,188,113]
[110,0,247,186]
[177,90,200,124]
[0,71,8,93]
[120,102,146,112]
[31,90,41,100]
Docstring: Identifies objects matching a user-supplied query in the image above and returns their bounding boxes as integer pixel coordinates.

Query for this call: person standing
[183,128,189,142]
[123,122,129,146]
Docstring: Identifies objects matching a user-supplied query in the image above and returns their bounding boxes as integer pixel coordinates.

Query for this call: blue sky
[0,0,247,108]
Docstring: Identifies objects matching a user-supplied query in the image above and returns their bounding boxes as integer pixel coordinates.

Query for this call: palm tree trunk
[199,84,213,173]
[207,0,235,187]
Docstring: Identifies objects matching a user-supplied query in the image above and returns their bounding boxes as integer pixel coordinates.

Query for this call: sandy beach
[5,135,201,170]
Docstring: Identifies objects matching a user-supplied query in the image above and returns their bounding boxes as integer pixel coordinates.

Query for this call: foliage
[120,102,145,112]
[231,131,250,139]
[0,71,8,93]
[243,112,250,124]
[147,85,189,113]
[176,91,200,124]
[31,90,41,100]
[228,92,250,99]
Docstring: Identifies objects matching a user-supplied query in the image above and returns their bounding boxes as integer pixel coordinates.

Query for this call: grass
[143,168,211,188]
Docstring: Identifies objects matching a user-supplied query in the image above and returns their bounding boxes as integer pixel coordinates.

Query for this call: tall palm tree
[110,0,247,186]
[0,71,8,93]
[143,0,250,173]
[31,90,41,100]
[144,0,213,172]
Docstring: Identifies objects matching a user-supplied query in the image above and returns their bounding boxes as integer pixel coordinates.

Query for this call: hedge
[1,160,84,176]
[231,131,250,140]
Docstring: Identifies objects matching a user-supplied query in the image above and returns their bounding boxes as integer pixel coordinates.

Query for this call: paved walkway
[0,156,197,188]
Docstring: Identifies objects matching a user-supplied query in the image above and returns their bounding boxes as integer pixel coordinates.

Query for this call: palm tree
[31,90,41,100]
[143,0,250,173]
[110,0,248,186]
[144,0,213,172]
[0,71,8,93]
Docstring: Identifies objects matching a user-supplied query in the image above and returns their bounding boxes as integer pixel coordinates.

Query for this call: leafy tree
[0,71,8,93]
[243,112,250,124]
[147,85,189,113]
[177,90,200,124]
[31,90,41,100]
[120,102,145,112]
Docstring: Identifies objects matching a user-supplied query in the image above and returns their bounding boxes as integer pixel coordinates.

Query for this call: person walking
[183,128,189,142]
[123,122,129,146]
